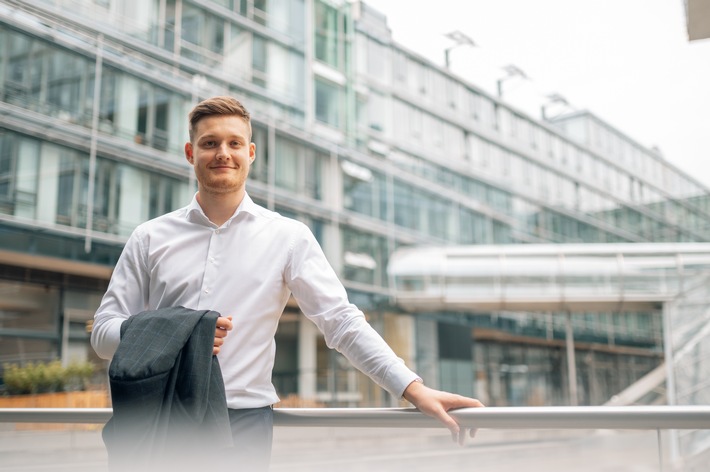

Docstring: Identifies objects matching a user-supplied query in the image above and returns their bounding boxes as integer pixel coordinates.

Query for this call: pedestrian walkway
[3,425,707,472]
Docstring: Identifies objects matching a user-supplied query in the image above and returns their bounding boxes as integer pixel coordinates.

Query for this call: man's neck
[196,189,245,227]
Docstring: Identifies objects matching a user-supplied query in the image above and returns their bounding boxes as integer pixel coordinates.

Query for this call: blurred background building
[1,0,710,410]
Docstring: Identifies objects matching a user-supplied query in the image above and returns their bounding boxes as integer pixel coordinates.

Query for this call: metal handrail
[2,406,710,429]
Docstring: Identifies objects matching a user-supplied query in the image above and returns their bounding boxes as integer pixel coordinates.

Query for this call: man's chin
[202,183,243,195]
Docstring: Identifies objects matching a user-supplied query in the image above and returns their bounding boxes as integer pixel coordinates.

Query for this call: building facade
[1,0,709,407]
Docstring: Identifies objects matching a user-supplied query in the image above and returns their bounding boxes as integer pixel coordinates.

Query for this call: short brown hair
[188,96,252,142]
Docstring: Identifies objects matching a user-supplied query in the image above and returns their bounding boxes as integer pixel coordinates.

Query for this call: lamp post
[541,93,571,120]
[444,30,476,69]
[496,64,528,97]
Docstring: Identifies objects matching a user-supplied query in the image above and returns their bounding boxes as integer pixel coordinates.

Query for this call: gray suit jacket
[103,306,232,470]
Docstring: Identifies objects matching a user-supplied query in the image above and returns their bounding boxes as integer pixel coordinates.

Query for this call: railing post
[662,302,680,464]
[565,311,578,406]
[657,428,664,472]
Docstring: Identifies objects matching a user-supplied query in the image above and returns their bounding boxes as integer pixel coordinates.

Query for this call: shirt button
[215,229,221,234]
[209,257,216,263]
[204,288,210,294]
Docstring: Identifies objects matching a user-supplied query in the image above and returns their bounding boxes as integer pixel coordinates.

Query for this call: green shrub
[64,360,96,392]
[2,360,96,395]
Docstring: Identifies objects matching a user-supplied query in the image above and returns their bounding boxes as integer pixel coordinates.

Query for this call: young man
[92,96,483,470]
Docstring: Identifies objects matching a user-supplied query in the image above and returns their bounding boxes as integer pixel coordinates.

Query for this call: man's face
[184,115,255,196]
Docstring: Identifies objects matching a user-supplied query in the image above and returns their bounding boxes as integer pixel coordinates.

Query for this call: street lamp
[444,30,476,69]
[540,93,571,120]
[496,64,528,97]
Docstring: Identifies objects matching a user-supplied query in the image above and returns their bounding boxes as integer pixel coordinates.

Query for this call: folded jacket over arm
[103,306,232,471]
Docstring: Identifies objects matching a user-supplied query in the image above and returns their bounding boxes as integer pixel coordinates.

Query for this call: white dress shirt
[92,193,419,409]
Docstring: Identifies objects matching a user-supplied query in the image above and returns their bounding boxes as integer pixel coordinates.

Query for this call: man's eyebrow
[198,133,246,140]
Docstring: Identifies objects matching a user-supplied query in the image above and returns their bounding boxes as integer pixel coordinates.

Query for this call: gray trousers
[227,406,274,471]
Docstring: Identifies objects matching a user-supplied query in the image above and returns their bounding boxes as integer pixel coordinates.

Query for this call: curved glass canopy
[388,243,710,312]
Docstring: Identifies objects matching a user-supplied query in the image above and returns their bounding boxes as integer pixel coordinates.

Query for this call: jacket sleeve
[91,227,151,360]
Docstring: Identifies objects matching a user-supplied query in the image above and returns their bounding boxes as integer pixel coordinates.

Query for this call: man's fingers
[216,316,233,331]
[213,336,225,355]
[457,428,466,446]
[447,396,485,409]
[433,408,461,443]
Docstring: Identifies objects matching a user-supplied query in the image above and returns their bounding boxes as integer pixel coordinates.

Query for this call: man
[92,96,483,470]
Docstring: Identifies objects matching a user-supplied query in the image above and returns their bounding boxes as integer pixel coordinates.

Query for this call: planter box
[0,390,110,431]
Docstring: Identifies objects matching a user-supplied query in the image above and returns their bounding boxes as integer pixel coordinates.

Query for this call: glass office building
[1,0,709,407]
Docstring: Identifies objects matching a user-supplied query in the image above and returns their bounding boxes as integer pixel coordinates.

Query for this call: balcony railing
[2,406,710,471]
[2,405,709,429]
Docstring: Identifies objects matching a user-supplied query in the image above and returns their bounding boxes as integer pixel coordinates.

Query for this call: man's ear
[185,142,194,164]
[249,142,256,163]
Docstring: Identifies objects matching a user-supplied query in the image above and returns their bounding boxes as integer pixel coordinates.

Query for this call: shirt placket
[198,226,223,309]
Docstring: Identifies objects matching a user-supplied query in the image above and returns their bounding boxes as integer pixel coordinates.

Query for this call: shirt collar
[186,191,259,227]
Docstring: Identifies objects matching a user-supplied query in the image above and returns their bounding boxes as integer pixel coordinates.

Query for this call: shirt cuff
[383,363,422,399]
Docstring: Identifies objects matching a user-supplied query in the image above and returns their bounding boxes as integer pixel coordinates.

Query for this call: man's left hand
[402,380,484,445]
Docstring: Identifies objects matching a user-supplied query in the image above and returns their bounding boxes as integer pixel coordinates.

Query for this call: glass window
[164,0,177,52]
[56,149,89,229]
[0,132,14,214]
[467,90,481,120]
[393,180,420,232]
[366,38,388,83]
[343,162,385,220]
[342,227,388,286]
[0,132,40,219]
[275,137,300,192]
[274,136,322,200]
[315,78,342,128]
[252,34,305,102]
[148,173,185,220]
[427,196,451,240]
[3,30,94,125]
[443,123,465,161]
[4,31,33,106]
[459,207,488,244]
[249,126,269,184]
[367,90,387,133]
[234,0,305,40]
[46,50,93,125]
[92,158,120,233]
[181,4,225,63]
[314,0,342,69]
[136,84,173,151]
[411,60,430,96]
[392,50,407,84]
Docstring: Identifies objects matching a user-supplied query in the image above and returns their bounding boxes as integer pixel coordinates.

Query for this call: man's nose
[215,142,230,158]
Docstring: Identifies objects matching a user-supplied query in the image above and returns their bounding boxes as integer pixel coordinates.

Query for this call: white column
[115,75,140,140]
[117,166,148,235]
[322,150,343,272]
[36,143,61,224]
[298,316,318,399]
[14,140,39,219]
[168,95,187,156]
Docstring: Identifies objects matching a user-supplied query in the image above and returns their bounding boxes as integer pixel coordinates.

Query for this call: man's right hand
[213,316,233,355]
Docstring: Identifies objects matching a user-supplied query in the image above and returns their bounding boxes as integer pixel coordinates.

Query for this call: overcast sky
[364,0,710,189]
